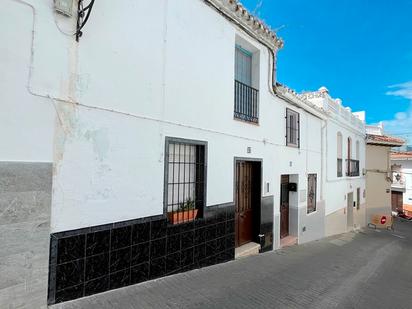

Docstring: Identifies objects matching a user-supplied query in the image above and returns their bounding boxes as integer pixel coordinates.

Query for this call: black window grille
[337,158,343,177]
[234,80,259,123]
[346,159,360,177]
[164,138,206,224]
[307,174,317,214]
[286,108,300,147]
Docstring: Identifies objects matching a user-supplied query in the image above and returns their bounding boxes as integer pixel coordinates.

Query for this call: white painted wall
[392,160,412,205]
[0,0,56,162]
[321,117,366,217]
[1,0,359,245]
[49,0,325,233]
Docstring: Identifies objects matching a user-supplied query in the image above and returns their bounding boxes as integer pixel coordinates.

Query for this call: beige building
[365,125,404,225]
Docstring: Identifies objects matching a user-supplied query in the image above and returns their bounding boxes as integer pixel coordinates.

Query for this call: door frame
[347,192,354,230]
[233,157,262,248]
[280,175,290,239]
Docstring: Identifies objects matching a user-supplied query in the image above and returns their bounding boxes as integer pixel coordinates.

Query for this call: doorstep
[280,236,297,248]
[235,242,260,259]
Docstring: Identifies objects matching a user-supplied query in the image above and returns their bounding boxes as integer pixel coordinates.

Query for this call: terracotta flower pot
[168,209,198,224]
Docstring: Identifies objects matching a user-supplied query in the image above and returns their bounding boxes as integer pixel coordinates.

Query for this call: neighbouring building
[365,124,404,224]
[391,151,412,215]
[301,88,367,236]
[0,0,367,306]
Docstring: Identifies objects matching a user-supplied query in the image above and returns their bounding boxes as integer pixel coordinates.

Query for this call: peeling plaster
[84,128,110,162]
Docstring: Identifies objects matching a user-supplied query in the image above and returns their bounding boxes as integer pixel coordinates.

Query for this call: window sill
[286,144,299,149]
[233,117,260,126]
[307,209,317,216]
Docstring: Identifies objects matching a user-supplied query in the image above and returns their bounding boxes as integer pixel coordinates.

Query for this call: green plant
[179,198,195,211]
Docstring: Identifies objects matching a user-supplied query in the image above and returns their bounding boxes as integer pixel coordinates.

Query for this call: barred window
[165,138,206,224]
[307,174,317,214]
[286,108,300,147]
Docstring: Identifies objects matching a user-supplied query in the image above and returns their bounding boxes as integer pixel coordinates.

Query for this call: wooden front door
[280,175,289,239]
[235,161,254,247]
[392,191,403,212]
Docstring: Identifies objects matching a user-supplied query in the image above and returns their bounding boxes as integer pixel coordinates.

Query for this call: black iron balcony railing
[234,80,259,123]
[337,158,343,177]
[346,159,360,177]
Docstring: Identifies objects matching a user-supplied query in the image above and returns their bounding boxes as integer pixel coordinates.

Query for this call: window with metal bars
[307,174,317,214]
[164,137,207,224]
[286,108,300,147]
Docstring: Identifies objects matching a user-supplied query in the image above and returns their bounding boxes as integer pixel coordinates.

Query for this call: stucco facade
[391,152,412,215]
[301,90,366,236]
[365,125,404,224]
[1,0,367,306]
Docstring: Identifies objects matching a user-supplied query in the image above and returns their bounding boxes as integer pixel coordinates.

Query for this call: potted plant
[168,198,198,224]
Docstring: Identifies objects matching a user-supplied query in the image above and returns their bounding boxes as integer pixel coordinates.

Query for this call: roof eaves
[206,0,283,50]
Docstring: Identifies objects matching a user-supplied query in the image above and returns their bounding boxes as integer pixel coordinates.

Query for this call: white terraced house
[0,0,366,306]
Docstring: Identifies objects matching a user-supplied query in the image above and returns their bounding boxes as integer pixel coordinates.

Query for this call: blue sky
[241,0,412,143]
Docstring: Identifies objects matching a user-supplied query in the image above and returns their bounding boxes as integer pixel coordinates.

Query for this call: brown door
[392,191,403,212]
[280,175,289,239]
[235,161,254,247]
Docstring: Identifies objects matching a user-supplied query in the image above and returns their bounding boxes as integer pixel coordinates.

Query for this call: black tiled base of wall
[48,204,235,305]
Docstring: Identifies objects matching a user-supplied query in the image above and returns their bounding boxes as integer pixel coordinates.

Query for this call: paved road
[54,219,412,309]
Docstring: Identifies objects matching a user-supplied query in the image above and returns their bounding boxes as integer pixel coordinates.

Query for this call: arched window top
[347,137,352,160]
[337,132,343,159]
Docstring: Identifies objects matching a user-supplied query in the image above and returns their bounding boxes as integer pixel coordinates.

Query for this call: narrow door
[280,175,289,239]
[347,192,354,229]
[235,161,254,247]
[391,191,403,212]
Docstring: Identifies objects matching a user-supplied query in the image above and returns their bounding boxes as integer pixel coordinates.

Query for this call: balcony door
[235,45,252,86]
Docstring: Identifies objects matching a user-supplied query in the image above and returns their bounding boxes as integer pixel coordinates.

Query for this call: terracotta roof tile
[366,134,404,146]
[391,151,412,159]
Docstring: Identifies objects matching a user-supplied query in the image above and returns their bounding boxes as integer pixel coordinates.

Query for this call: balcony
[234,80,259,123]
[346,159,360,177]
[337,158,343,177]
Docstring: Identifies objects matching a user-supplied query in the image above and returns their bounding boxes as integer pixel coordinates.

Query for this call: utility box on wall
[55,0,73,17]
[288,182,298,192]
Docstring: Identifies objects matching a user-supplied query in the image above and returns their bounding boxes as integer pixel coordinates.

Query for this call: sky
[241,0,412,144]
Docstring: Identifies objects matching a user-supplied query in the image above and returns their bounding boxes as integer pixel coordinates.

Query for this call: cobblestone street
[53,219,412,309]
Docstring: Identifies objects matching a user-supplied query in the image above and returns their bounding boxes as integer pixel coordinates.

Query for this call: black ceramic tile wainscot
[48,204,236,305]
[111,226,132,250]
[86,230,110,256]
[85,276,109,296]
[110,247,131,273]
[85,253,109,281]
[132,222,150,244]
[57,235,85,264]
[131,242,150,265]
[55,260,84,291]
[131,262,149,284]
